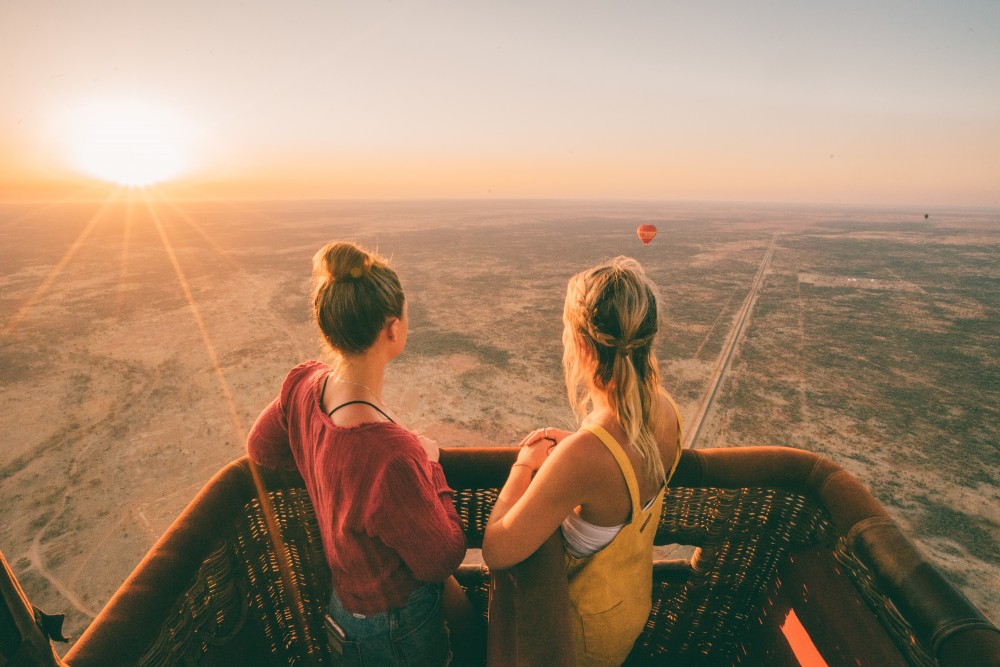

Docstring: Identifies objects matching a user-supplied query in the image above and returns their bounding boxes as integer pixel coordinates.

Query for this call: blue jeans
[325,582,450,666]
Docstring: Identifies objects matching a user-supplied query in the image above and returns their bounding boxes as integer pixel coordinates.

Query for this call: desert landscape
[1,198,997,649]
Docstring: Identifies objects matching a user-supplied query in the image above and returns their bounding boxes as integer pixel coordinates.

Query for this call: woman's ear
[385,317,400,342]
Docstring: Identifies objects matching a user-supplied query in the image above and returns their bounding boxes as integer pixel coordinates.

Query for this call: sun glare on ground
[69,100,191,187]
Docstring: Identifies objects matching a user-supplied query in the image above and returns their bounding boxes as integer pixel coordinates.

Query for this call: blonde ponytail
[563,257,665,483]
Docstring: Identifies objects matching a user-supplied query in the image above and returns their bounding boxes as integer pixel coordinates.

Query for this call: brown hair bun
[311,241,404,355]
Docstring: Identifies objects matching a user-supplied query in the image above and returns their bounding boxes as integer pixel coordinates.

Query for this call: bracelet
[511,463,536,473]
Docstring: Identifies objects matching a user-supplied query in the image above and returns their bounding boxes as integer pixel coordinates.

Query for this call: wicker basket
[24,447,993,666]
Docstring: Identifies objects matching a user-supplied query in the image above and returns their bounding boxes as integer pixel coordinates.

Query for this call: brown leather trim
[850,518,1000,662]
[64,459,260,666]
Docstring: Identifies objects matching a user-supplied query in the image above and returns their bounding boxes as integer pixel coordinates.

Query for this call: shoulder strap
[658,387,684,482]
[581,424,642,517]
[328,400,396,424]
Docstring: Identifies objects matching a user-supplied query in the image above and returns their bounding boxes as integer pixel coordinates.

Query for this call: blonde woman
[483,256,683,666]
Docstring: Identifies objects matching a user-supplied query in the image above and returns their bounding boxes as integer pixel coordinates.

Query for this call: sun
[69,100,191,187]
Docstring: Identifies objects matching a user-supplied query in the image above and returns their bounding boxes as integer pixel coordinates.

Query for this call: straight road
[683,237,776,449]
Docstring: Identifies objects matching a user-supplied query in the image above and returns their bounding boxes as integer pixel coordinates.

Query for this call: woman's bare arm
[483,432,596,570]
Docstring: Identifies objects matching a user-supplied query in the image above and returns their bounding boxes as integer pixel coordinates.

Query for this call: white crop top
[561,388,683,559]
[561,495,658,559]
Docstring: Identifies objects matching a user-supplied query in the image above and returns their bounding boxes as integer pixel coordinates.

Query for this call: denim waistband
[328,581,443,636]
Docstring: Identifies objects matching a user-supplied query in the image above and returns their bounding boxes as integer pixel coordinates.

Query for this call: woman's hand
[515,427,570,471]
[518,427,572,448]
[417,434,440,462]
[485,428,587,570]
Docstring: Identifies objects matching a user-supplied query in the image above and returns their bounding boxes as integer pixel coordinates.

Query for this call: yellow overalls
[565,394,682,666]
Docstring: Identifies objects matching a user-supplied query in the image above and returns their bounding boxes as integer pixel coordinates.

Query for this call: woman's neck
[585,388,616,422]
[335,352,388,400]
[585,376,612,409]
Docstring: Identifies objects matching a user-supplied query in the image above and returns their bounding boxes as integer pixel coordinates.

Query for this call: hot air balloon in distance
[637,224,657,246]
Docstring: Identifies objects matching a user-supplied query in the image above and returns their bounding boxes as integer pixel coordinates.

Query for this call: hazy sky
[2,1,998,205]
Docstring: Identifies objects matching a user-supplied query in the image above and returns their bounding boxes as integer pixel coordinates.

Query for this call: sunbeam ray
[112,193,136,319]
[142,196,310,642]
[146,187,309,360]
[144,198,246,441]
[1,190,120,339]
[146,186,241,269]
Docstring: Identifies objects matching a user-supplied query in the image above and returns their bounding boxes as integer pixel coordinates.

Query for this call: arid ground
[1,199,997,649]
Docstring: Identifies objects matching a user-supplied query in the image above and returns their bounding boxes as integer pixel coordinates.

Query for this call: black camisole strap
[328,400,396,424]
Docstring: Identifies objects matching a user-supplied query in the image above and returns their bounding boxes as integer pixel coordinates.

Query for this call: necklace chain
[335,378,382,402]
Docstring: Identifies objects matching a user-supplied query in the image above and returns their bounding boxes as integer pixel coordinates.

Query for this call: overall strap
[328,400,396,424]
[581,424,642,518]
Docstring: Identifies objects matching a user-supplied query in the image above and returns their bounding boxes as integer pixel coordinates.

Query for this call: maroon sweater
[246,361,467,614]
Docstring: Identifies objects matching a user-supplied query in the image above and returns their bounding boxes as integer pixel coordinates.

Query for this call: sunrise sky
[2,1,998,205]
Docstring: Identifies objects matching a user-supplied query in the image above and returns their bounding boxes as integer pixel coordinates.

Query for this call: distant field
[0,199,997,645]
[701,215,1000,606]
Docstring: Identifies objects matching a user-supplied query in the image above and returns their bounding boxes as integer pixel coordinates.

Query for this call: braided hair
[562,256,666,483]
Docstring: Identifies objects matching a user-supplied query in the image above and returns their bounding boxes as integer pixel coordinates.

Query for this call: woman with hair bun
[247,241,469,666]
[483,256,683,667]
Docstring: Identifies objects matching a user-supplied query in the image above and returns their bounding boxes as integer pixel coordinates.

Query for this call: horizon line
[2,190,997,213]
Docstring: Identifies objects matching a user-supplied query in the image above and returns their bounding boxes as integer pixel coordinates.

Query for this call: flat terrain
[1,199,997,646]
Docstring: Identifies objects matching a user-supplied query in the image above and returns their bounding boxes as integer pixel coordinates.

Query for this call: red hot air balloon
[637,224,657,246]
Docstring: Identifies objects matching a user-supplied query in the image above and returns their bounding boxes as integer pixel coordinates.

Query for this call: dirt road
[683,237,776,449]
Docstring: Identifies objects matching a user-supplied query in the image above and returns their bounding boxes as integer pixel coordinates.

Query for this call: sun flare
[69,100,191,187]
